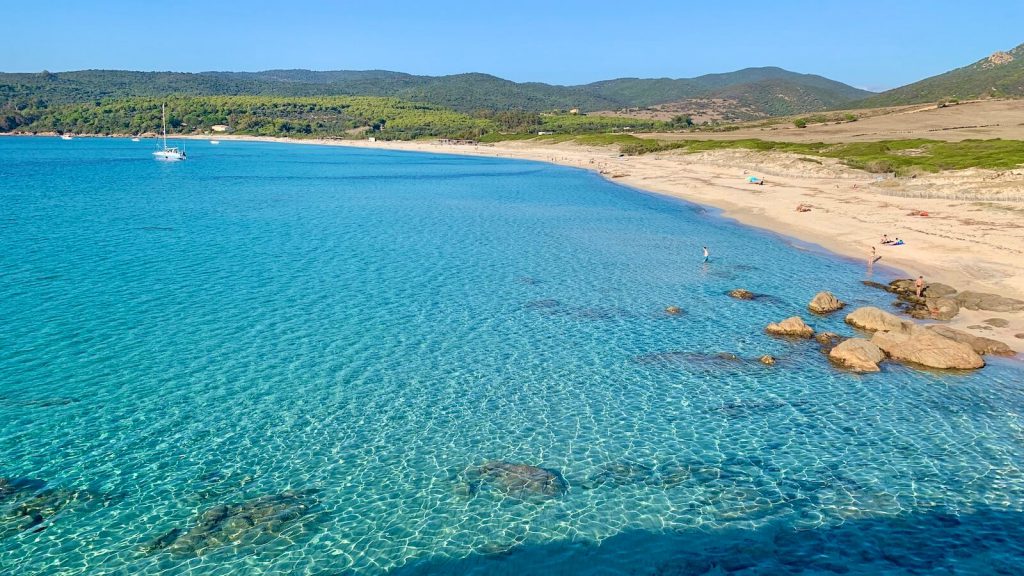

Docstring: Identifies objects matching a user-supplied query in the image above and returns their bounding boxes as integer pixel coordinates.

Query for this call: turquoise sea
[2,136,1023,575]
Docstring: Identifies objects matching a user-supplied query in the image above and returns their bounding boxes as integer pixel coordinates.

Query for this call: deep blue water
[1,136,1023,575]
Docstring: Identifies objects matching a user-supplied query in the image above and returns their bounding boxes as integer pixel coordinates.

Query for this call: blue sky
[3,1,1021,90]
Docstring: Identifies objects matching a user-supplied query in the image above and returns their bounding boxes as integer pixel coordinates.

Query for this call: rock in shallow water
[727,289,756,300]
[871,325,984,370]
[467,461,568,500]
[765,316,814,338]
[845,307,909,333]
[808,291,845,315]
[828,338,885,373]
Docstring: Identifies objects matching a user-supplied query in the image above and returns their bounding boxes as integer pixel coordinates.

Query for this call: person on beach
[703,246,710,263]
[915,275,924,297]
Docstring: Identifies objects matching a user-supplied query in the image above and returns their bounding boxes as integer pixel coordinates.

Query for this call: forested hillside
[9,96,666,139]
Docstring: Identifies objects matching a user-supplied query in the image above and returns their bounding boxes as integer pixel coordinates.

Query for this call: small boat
[153,104,186,161]
[131,137,141,142]
[209,140,220,145]
[60,134,73,140]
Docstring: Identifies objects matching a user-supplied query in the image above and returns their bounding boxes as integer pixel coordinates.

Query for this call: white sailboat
[152,104,186,161]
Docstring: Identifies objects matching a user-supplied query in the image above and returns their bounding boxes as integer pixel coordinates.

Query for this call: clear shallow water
[1,137,1023,575]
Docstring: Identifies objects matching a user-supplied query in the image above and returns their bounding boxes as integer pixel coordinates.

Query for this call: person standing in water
[702,246,710,263]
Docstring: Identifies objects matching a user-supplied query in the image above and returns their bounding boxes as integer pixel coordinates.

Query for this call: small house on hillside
[211,124,229,132]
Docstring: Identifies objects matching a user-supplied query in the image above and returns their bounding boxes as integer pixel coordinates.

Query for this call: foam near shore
[178,134,1024,352]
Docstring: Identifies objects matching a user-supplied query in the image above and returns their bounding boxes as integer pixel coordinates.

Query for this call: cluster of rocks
[864,279,1024,321]
[142,489,320,556]
[841,307,1002,371]
[758,289,1014,374]
[465,461,568,501]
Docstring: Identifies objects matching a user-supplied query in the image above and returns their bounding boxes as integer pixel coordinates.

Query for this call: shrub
[793,118,808,128]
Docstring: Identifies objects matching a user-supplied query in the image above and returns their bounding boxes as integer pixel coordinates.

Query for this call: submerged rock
[467,461,568,500]
[765,316,814,338]
[927,326,1014,356]
[153,490,319,556]
[632,351,776,369]
[759,355,776,366]
[828,338,885,373]
[0,478,95,539]
[808,291,845,315]
[984,318,1010,328]
[814,332,844,354]
[664,306,683,316]
[581,461,691,490]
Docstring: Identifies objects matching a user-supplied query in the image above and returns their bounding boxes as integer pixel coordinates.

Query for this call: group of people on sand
[879,234,905,246]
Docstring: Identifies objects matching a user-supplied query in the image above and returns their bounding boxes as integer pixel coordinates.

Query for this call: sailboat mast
[162,104,168,148]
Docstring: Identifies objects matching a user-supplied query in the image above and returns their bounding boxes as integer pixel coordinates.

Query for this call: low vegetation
[606,137,1024,175]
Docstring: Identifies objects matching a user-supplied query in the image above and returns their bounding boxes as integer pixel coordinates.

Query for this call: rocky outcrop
[728,289,756,300]
[765,316,814,338]
[759,355,776,366]
[956,291,1024,313]
[145,490,319,556]
[808,291,845,315]
[845,307,909,333]
[467,461,568,500]
[926,326,1014,356]
[871,326,984,370]
[888,279,957,299]
[828,338,885,372]
[664,306,682,315]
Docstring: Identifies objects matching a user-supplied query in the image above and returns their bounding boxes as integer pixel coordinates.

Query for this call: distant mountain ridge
[853,42,1024,107]
[0,67,873,117]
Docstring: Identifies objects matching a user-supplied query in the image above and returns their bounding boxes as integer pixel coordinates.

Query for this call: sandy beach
[174,133,1024,352]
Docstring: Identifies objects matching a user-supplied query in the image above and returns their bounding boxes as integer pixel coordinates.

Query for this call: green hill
[853,43,1024,107]
[0,67,871,119]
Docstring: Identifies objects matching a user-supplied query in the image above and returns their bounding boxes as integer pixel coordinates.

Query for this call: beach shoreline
[12,132,1024,351]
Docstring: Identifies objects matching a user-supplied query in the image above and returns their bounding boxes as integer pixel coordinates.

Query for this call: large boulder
[927,326,1014,356]
[467,461,568,500]
[925,297,960,321]
[808,291,845,315]
[765,316,814,338]
[923,283,958,298]
[871,326,984,370]
[956,291,1024,313]
[845,307,910,333]
[828,338,885,372]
